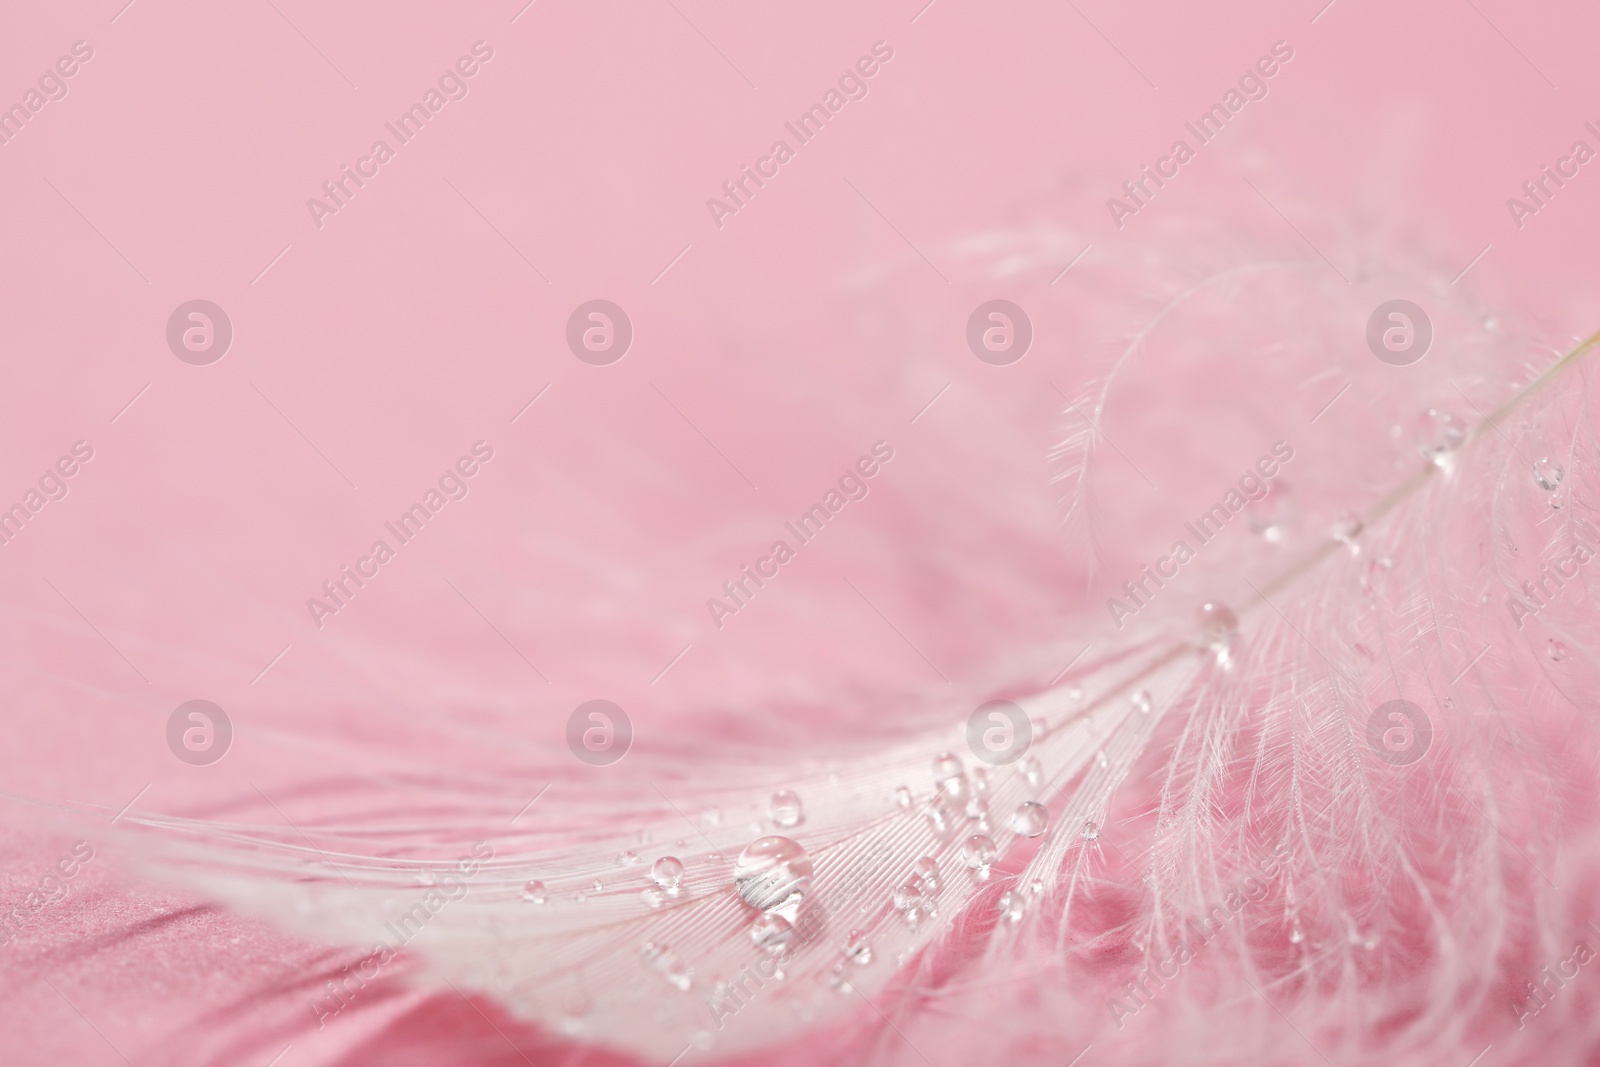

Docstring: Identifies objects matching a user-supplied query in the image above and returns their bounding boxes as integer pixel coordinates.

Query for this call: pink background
[2,0,1598,1063]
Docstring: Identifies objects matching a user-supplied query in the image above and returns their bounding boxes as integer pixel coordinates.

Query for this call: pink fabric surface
[3,1,1600,1064]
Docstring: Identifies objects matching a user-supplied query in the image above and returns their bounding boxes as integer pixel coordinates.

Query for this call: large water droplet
[733,836,813,915]
[998,889,1025,924]
[522,880,548,904]
[1010,801,1049,838]
[1331,511,1364,551]
[749,913,793,954]
[1416,407,1465,463]
[652,856,684,890]
[769,790,804,829]
[1195,602,1238,663]
[963,834,998,870]
[1246,480,1296,542]
[1533,457,1565,491]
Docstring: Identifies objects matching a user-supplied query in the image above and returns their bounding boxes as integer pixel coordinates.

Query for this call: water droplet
[522,880,548,904]
[844,929,873,965]
[1082,820,1099,841]
[574,891,587,903]
[641,887,665,908]
[971,766,990,794]
[1332,511,1364,551]
[892,882,924,924]
[894,786,913,809]
[1010,801,1049,838]
[1095,750,1109,769]
[963,833,998,870]
[769,790,804,829]
[913,856,940,892]
[1549,639,1567,662]
[1534,457,1565,491]
[965,794,990,821]
[749,913,793,954]
[998,889,1025,924]
[1288,925,1304,944]
[1416,408,1465,464]
[1194,603,1238,663]
[701,808,722,827]
[1065,686,1086,705]
[652,856,684,890]
[1246,480,1297,542]
[733,836,814,915]
[1551,492,1565,510]
[932,752,964,785]
[1131,689,1153,714]
[1021,755,1043,788]
[618,850,640,866]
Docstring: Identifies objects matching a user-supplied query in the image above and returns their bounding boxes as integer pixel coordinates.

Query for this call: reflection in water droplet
[769,790,804,829]
[1010,801,1049,838]
[998,890,1025,924]
[733,837,814,914]
[652,856,684,890]
[1549,639,1568,662]
[750,913,793,954]
[1534,457,1564,491]
[522,880,547,904]
[963,834,998,870]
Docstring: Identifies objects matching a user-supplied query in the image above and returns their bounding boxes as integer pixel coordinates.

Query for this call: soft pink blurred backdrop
[2,0,1598,1063]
